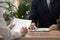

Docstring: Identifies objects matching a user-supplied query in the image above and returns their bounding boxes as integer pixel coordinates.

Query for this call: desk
[18,31,60,40]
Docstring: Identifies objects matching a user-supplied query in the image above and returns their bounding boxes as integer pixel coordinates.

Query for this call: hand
[0,35,4,40]
[49,24,57,31]
[8,23,15,29]
[21,27,28,36]
[29,23,36,30]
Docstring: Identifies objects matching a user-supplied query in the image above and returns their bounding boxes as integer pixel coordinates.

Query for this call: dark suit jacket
[29,0,60,28]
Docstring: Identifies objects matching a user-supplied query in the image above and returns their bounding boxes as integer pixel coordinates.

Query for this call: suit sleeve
[55,0,60,19]
[29,0,39,23]
[57,2,60,18]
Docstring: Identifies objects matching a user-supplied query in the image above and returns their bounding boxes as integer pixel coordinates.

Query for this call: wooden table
[1,31,60,40]
[17,31,60,40]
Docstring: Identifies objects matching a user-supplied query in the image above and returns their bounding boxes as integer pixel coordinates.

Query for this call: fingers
[8,23,15,29]
[0,35,4,40]
[29,23,36,30]
[21,27,28,36]
[49,24,57,31]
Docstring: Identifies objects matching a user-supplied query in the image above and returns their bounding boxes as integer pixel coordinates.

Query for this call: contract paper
[30,28,49,32]
[11,18,32,32]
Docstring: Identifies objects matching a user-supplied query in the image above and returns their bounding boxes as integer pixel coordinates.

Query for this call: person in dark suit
[29,0,60,30]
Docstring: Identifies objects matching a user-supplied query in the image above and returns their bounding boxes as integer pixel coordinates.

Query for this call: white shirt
[0,16,22,40]
[46,0,50,7]
[0,26,22,40]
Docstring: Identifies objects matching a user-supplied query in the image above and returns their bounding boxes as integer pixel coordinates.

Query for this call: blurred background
[0,0,32,25]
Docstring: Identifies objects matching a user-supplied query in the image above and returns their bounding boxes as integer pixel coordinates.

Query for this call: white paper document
[30,28,49,32]
[11,18,32,32]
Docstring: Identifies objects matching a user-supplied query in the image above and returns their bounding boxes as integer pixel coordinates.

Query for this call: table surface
[1,31,60,40]
[18,31,60,40]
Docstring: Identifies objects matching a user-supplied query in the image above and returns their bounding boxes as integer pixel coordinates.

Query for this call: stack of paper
[11,18,32,32]
[30,28,49,32]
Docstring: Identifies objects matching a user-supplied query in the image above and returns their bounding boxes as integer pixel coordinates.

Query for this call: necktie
[49,0,53,12]
[50,0,53,6]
